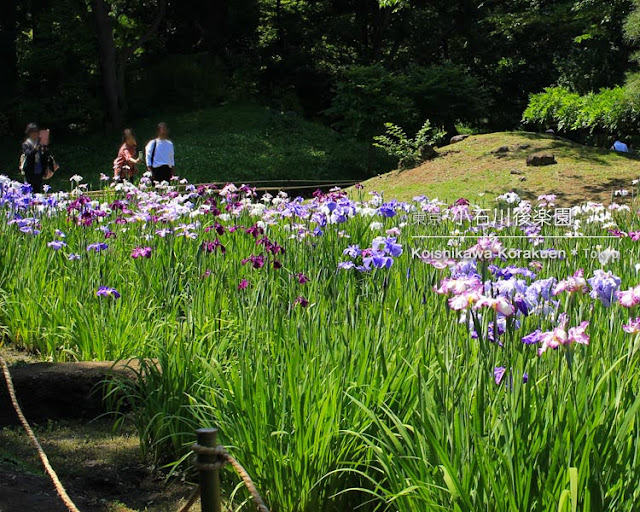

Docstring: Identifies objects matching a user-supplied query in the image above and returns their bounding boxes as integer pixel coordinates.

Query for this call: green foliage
[127,54,228,117]
[522,86,640,141]
[2,0,637,136]
[373,119,445,166]
[326,65,415,140]
[12,0,103,133]
[4,188,640,511]
[624,0,640,46]
[328,64,487,140]
[0,104,393,187]
[404,64,490,130]
[624,0,640,111]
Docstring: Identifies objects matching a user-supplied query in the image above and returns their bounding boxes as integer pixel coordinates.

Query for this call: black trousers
[25,172,43,193]
[151,165,172,183]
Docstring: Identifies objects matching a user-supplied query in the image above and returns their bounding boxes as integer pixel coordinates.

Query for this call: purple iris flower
[489,265,537,280]
[494,366,529,386]
[295,273,309,284]
[245,224,264,238]
[378,202,397,218]
[202,240,226,254]
[451,259,479,278]
[241,254,265,269]
[338,261,355,270]
[67,253,81,261]
[513,293,529,316]
[294,296,309,307]
[522,329,542,345]
[87,242,109,252]
[96,286,120,298]
[379,237,403,257]
[363,254,394,270]
[324,201,337,212]
[343,245,361,258]
[526,277,556,303]
[47,240,67,251]
[587,270,621,307]
[131,246,153,259]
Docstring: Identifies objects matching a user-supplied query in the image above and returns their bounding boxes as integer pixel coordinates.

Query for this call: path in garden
[0,349,195,511]
[0,417,196,512]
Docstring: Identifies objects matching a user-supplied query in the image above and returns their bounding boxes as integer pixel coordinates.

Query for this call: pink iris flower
[623,317,640,334]
[537,317,589,355]
[436,276,483,295]
[475,295,516,316]
[617,286,640,308]
[553,269,588,296]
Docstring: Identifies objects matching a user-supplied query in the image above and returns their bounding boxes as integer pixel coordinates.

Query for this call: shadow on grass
[491,133,640,167]
[581,177,634,198]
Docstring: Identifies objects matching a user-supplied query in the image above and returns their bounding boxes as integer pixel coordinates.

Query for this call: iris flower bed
[2,174,640,511]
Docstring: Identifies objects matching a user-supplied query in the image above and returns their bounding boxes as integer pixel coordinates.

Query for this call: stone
[418,144,437,161]
[510,169,524,175]
[398,155,421,170]
[526,153,556,166]
[450,134,469,144]
[492,146,510,154]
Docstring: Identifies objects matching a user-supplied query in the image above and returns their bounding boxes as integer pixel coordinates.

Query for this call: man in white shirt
[145,122,175,183]
[611,140,629,153]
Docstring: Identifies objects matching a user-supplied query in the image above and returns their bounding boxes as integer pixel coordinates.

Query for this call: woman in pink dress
[113,129,140,181]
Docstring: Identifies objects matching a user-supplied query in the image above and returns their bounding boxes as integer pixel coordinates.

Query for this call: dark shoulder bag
[150,139,157,169]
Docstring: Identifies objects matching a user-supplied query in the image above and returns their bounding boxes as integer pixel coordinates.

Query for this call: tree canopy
[0,0,637,141]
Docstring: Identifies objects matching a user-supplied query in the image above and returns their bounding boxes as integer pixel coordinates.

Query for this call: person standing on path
[21,123,57,193]
[113,128,140,181]
[145,122,174,183]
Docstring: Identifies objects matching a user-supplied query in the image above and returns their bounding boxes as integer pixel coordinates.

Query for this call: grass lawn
[356,132,640,204]
[0,103,392,190]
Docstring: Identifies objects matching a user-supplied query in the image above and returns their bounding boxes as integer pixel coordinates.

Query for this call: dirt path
[0,348,200,511]
[0,416,197,511]
[0,464,75,512]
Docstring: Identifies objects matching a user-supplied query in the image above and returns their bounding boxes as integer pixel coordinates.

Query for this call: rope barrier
[181,443,270,512]
[84,179,359,198]
[1,354,270,512]
[0,354,82,512]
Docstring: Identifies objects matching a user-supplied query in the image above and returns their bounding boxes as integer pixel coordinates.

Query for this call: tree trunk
[203,0,230,56]
[91,0,124,128]
[0,0,18,114]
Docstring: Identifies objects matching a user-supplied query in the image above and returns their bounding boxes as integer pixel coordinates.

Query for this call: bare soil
[0,348,198,511]
[0,418,198,512]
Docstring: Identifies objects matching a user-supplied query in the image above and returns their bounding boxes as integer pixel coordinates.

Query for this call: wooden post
[197,428,221,512]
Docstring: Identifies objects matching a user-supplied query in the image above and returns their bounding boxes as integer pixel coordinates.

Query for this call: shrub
[328,63,487,140]
[373,119,445,169]
[404,64,489,132]
[522,86,640,143]
[325,65,415,140]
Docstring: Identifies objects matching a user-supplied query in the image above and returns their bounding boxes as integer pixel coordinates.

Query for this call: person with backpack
[145,122,174,184]
[20,123,58,193]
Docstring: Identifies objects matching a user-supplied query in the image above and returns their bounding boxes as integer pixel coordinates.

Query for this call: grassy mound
[0,104,392,189]
[357,132,640,203]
